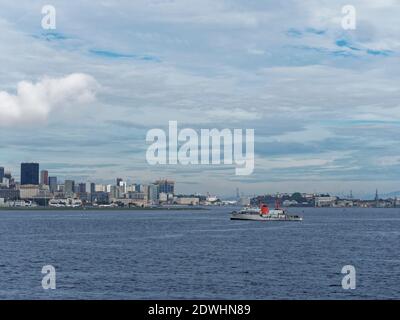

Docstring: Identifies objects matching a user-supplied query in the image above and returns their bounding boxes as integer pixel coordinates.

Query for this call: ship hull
[230,213,302,221]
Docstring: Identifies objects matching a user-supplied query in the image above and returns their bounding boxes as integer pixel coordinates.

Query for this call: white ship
[231,203,303,221]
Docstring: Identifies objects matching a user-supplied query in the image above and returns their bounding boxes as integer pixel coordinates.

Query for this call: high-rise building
[49,176,57,193]
[64,180,75,197]
[95,184,107,192]
[89,183,96,203]
[148,184,159,202]
[40,170,49,185]
[0,167,4,183]
[155,179,175,195]
[21,163,39,185]
[0,177,9,188]
[110,185,120,199]
[78,183,86,194]
[116,178,123,186]
[118,180,127,193]
[4,171,12,181]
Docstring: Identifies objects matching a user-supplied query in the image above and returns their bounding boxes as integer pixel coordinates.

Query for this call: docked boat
[231,203,303,221]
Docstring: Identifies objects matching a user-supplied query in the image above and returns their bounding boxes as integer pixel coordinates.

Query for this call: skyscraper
[49,176,57,193]
[0,167,4,183]
[89,182,96,203]
[148,184,159,203]
[118,180,127,193]
[78,183,86,194]
[155,179,175,195]
[64,180,75,197]
[40,170,49,185]
[21,163,39,185]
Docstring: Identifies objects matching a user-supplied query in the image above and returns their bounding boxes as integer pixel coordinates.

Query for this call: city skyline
[0,161,398,200]
[1,1,400,197]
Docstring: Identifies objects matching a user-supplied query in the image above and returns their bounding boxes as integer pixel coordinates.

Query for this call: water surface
[0,207,399,299]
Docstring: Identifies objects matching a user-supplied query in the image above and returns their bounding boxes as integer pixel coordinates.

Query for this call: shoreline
[0,206,209,211]
[1,206,399,211]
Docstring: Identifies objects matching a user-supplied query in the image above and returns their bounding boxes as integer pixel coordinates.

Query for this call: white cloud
[1,1,400,194]
[376,155,400,166]
[205,108,259,122]
[268,125,334,143]
[0,73,98,127]
[260,158,332,169]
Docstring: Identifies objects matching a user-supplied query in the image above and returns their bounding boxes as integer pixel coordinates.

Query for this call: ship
[231,202,303,221]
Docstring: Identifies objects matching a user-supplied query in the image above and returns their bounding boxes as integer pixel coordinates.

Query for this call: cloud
[0,73,98,127]
[1,1,400,195]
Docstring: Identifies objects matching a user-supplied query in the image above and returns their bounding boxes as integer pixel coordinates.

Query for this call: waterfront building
[48,177,57,193]
[110,185,121,199]
[134,184,141,192]
[334,200,354,207]
[127,191,147,201]
[40,170,49,185]
[19,185,40,199]
[95,184,107,192]
[0,167,4,183]
[21,163,39,185]
[126,184,136,192]
[48,176,56,189]
[314,196,337,207]
[4,171,11,180]
[148,184,159,203]
[155,179,175,195]
[175,197,200,205]
[0,189,20,200]
[64,180,75,197]
[116,198,147,208]
[0,177,10,188]
[118,180,127,193]
[87,183,96,203]
[91,191,109,204]
[78,183,86,194]
[159,192,168,203]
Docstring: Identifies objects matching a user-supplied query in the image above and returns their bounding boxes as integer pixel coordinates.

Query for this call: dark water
[0,207,399,300]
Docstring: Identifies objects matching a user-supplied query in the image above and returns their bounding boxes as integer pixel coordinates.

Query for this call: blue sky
[1,0,400,197]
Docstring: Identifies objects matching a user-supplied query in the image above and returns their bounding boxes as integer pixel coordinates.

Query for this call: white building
[175,197,200,205]
[0,178,9,188]
[118,181,127,193]
[95,184,107,192]
[19,185,39,199]
[315,196,337,207]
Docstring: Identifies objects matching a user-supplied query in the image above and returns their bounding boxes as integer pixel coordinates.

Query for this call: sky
[0,0,400,198]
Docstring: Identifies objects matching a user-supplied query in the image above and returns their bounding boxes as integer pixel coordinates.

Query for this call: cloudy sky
[1,0,400,197]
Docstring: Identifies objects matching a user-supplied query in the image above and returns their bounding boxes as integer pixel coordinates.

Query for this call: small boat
[231,203,303,221]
